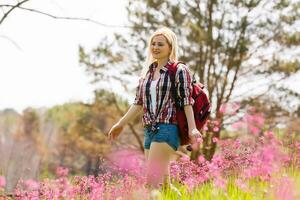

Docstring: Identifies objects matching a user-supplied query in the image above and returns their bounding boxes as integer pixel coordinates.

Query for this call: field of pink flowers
[1,105,300,200]
[1,129,299,200]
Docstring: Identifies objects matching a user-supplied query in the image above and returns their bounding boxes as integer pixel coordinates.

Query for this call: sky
[0,0,128,113]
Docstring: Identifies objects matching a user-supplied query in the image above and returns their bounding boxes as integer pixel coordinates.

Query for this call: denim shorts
[144,123,181,151]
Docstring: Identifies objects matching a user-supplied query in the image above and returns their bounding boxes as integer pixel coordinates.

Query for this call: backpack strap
[168,61,185,108]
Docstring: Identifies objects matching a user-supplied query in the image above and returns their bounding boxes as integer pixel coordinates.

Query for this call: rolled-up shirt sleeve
[175,63,194,106]
[133,78,143,105]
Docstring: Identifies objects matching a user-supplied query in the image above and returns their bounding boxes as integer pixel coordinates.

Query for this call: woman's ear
[168,45,172,54]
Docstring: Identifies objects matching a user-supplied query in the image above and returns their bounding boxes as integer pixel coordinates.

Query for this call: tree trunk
[85,158,92,175]
[207,131,220,161]
[93,157,100,176]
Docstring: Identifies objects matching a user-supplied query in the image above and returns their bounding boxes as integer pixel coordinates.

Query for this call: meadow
[1,128,299,200]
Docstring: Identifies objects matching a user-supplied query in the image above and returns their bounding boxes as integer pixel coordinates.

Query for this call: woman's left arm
[184,105,201,137]
[176,64,202,139]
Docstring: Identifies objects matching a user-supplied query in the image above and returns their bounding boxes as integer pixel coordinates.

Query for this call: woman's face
[151,35,171,60]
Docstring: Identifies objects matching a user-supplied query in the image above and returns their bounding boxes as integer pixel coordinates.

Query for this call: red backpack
[168,62,211,145]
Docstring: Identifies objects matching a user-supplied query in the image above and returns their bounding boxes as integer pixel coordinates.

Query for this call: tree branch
[229,75,288,102]
[224,60,242,104]
[206,0,215,90]
[0,4,148,29]
[0,35,22,50]
[0,0,30,25]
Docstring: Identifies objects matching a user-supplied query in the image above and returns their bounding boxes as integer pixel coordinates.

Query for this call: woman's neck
[156,58,169,70]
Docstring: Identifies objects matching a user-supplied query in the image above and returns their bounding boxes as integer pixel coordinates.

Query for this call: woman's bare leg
[144,149,149,161]
[147,142,175,186]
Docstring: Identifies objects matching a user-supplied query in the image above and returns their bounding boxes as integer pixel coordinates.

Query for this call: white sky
[0,0,128,113]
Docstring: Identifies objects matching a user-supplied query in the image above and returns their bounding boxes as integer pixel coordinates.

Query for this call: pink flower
[180,155,190,162]
[24,179,39,190]
[274,177,295,200]
[212,137,219,143]
[249,125,260,135]
[235,179,249,192]
[264,131,274,138]
[213,127,220,132]
[184,177,198,190]
[244,114,253,122]
[56,166,69,177]
[253,114,264,127]
[106,149,145,176]
[198,155,206,163]
[234,139,241,148]
[231,121,244,129]
[214,177,227,190]
[0,176,6,188]
[219,104,227,114]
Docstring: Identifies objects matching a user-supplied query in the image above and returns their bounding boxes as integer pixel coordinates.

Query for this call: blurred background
[0,0,299,193]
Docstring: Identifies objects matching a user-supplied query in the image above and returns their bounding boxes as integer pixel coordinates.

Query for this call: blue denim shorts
[144,123,181,151]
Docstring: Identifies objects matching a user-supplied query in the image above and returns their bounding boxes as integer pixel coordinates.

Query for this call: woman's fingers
[108,128,113,140]
[108,125,123,140]
[191,129,202,138]
[108,126,116,140]
[189,129,203,151]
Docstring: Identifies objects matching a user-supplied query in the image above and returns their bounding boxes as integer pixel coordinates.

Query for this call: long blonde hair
[141,27,179,78]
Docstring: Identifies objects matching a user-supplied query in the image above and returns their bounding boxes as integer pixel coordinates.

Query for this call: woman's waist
[144,122,177,128]
[144,122,178,133]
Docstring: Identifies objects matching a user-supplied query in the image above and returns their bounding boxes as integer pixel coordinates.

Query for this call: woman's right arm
[108,104,143,140]
[117,104,143,126]
[108,77,144,140]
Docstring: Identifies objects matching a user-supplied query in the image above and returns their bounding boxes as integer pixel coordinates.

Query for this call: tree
[3,108,43,192]
[45,102,110,175]
[80,0,300,160]
[44,99,141,175]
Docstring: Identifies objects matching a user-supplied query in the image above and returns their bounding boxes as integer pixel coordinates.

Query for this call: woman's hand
[183,105,202,150]
[189,128,202,140]
[189,128,202,150]
[108,122,124,140]
[107,104,142,141]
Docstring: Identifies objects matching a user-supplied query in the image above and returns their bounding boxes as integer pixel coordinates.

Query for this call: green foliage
[95,89,129,109]
[22,108,40,135]
[270,60,300,76]
[44,102,113,174]
[46,102,86,131]
[0,108,19,127]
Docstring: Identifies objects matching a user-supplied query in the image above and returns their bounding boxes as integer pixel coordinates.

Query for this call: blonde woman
[108,27,201,190]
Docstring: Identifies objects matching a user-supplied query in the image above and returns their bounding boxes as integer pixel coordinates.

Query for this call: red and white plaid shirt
[133,61,194,126]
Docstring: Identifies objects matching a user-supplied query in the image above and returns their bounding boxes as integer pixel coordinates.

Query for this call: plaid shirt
[133,61,194,126]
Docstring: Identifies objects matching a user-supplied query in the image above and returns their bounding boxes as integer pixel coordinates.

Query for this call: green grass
[2,167,299,200]
[160,181,252,200]
[157,168,300,200]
